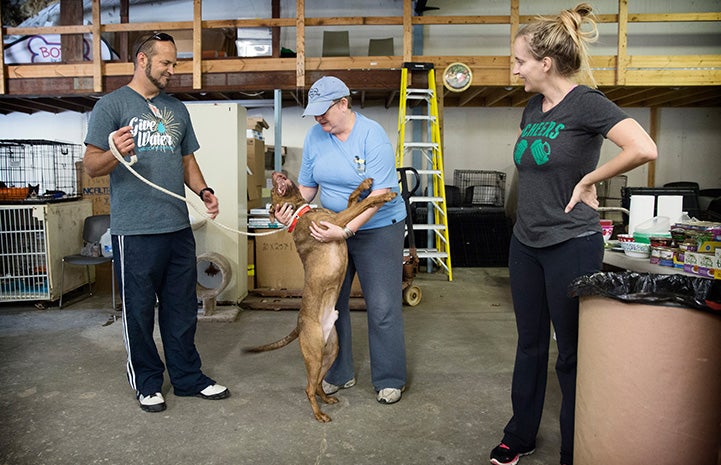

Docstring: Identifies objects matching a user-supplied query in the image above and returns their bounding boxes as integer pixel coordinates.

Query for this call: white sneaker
[138,392,166,412]
[322,377,356,395]
[376,388,403,404]
[197,383,230,400]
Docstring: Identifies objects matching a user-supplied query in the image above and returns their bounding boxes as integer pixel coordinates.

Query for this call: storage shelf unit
[0,199,93,302]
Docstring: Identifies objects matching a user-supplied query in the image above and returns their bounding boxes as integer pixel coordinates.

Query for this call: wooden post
[193,0,202,89]
[617,0,629,86]
[0,0,5,95]
[648,107,658,187]
[296,0,305,89]
[117,0,130,62]
[91,0,102,92]
[509,0,519,86]
[60,0,83,63]
[403,0,412,63]
[272,0,281,58]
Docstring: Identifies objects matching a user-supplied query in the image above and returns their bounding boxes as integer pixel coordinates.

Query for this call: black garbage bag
[569,271,721,313]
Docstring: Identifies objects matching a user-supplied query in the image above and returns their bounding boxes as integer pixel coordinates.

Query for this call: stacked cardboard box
[253,229,362,293]
[76,161,110,215]
[247,117,268,209]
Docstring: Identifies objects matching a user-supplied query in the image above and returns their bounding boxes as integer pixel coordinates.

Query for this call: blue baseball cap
[302,76,350,117]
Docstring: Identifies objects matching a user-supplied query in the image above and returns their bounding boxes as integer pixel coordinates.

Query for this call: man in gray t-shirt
[83,32,229,413]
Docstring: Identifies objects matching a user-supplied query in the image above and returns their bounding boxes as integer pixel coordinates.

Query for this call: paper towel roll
[657,195,683,224]
[629,195,655,235]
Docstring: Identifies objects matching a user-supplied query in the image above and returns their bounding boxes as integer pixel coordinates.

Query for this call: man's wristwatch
[198,187,214,199]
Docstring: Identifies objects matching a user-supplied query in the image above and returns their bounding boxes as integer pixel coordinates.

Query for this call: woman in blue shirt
[275,76,408,404]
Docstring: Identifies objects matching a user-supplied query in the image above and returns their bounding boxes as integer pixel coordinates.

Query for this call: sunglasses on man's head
[135,32,175,56]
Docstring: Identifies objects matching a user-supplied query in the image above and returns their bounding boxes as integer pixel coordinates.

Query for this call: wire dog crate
[0,139,83,203]
[0,200,93,303]
[0,205,48,300]
[453,169,506,207]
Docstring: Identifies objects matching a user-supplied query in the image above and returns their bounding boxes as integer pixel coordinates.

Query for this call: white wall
[3,105,721,195]
[243,104,721,195]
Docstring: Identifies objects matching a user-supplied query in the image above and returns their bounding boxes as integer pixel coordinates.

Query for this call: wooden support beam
[403,0,412,63]
[509,0,519,87]
[60,0,84,63]
[272,0,281,58]
[616,0,629,86]
[0,0,5,95]
[384,90,398,109]
[193,0,202,89]
[91,0,103,92]
[296,0,306,89]
[117,0,130,62]
[648,107,658,187]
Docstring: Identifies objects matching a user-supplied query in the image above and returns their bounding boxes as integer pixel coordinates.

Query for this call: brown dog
[245,171,396,422]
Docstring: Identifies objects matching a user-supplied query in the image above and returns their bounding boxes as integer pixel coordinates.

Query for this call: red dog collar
[287,204,312,233]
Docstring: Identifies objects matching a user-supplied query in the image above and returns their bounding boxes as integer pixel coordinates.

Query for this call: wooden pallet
[240,288,366,311]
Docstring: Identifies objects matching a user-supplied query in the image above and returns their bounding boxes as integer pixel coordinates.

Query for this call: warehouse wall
[1,105,721,195]
[243,105,721,194]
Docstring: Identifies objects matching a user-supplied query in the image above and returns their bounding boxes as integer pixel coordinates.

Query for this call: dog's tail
[243,327,300,353]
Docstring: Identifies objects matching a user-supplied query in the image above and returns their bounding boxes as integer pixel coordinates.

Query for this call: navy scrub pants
[113,228,214,398]
[503,232,603,465]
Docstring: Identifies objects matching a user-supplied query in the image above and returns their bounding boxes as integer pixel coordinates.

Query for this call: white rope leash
[107,130,283,237]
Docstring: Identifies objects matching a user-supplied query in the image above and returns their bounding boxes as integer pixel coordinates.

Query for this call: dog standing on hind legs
[245,171,396,422]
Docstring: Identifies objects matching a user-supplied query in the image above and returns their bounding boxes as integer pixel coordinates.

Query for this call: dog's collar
[287,204,312,233]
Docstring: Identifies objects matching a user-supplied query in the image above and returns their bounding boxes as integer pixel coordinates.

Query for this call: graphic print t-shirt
[513,86,628,247]
[84,86,200,235]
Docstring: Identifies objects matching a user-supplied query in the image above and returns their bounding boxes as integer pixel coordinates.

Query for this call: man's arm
[83,126,136,177]
[183,153,219,218]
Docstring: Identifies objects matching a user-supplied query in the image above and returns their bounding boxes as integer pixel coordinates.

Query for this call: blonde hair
[516,3,599,87]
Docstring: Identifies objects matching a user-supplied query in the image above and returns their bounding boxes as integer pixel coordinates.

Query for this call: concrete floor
[0,268,564,465]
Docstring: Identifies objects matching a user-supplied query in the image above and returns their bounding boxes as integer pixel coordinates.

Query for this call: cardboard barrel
[575,296,721,465]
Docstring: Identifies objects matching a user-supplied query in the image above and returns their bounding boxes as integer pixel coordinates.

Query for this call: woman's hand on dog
[310,221,345,243]
[273,203,295,226]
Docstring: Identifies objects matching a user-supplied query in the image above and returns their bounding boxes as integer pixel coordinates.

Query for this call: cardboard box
[247,116,269,132]
[247,138,266,209]
[254,229,361,294]
[172,29,235,58]
[77,161,110,215]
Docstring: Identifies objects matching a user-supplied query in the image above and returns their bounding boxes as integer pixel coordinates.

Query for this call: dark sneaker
[196,383,230,400]
[489,442,535,465]
[138,392,166,413]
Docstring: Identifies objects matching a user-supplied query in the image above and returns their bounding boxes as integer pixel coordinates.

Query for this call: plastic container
[100,228,112,257]
[633,216,671,243]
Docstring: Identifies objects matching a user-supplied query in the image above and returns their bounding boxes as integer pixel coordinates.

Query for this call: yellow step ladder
[396,62,452,281]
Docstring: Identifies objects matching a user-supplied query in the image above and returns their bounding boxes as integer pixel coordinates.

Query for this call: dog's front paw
[382,192,397,202]
[358,178,374,192]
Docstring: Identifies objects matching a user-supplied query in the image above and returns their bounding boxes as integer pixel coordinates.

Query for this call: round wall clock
[443,62,472,92]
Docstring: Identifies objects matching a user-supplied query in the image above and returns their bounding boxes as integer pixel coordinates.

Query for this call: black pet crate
[0,139,83,203]
[412,205,511,267]
[453,169,506,207]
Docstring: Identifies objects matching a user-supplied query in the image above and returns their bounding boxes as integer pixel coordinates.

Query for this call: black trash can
[568,272,721,465]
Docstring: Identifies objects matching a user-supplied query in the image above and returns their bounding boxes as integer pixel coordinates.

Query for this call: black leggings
[503,232,603,465]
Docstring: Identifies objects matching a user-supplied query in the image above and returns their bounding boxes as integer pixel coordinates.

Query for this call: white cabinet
[185,103,248,303]
[0,199,93,302]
